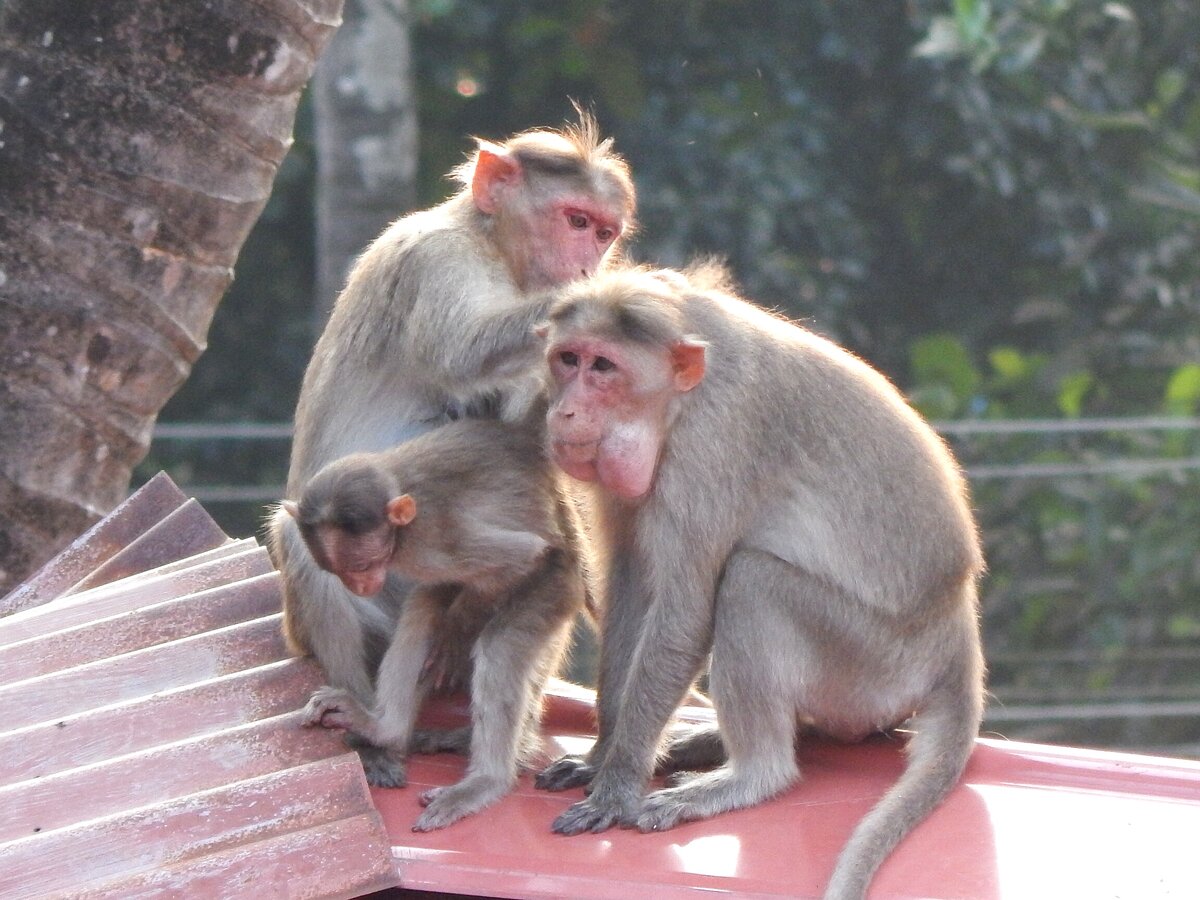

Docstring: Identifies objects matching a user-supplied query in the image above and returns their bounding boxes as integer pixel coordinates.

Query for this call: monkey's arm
[551,526,720,834]
[447,526,552,595]
[402,254,554,417]
[535,546,647,791]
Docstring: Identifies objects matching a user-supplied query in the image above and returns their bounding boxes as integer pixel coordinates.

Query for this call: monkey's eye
[567,212,589,230]
[592,356,616,372]
[595,226,616,243]
[559,351,580,367]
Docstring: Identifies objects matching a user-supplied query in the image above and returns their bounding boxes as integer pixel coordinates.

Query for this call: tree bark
[0,0,344,593]
[312,0,417,323]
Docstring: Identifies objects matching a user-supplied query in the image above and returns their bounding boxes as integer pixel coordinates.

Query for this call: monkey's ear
[471,144,522,214]
[281,500,300,519]
[671,339,707,392]
[533,322,550,340]
[386,494,418,527]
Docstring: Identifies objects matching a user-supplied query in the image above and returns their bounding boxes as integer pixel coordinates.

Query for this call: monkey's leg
[552,551,715,835]
[636,550,801,832]
[536,551,645,792]
[358,590,440,788]
[823,588,983,900]
[414,593,572,831]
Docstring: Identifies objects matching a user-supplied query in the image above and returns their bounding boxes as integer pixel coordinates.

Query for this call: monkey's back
[378,418,561,544]
[673,287,983,613]
[287,195,502,491]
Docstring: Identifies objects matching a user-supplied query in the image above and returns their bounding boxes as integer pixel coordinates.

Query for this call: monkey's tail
[822,658,983,900]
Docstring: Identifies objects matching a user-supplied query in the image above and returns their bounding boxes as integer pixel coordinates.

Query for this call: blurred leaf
[1129,179,1200,216]
[1155,68,1187,109]
[908,383,960,420]
[954,0,992,45]
[1057,371,1094,417]
[912,16,966,60]
[910,334,981,413]
[1164,364,1200,415]
[989,346,1032,383]
[1167,615,1200,640]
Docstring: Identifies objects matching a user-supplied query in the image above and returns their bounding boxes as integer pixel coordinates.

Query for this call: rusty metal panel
[0,475,399,899]
[0,543,274,646]
[0,472,188,616]
[65,497,233,594]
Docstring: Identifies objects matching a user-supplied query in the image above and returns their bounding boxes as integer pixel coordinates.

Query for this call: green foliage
[146,2,1200,724]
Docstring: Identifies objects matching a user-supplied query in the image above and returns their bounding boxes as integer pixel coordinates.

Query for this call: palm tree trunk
[312,0,417,322]
[0,0,344,593]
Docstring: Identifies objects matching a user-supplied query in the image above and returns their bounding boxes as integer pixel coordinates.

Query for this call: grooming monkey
[266,113,635,729]
[286,418,587,830]
[533,264,985,900]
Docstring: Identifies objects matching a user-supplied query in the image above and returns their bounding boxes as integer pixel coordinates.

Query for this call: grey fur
[265,115,635,708]
[535,265,985,900]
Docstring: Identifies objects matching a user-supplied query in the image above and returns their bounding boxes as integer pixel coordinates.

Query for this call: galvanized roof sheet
[0,473,398,899]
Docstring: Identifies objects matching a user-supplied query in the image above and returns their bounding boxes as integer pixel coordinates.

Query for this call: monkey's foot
[301,686,374,734]
[410,725,471,755]
[356,743,408,789]
[413,775,509,831]
[634,785,701,832]
[535,754,596,792]
[550,782,641,835]
[637,765,794,833]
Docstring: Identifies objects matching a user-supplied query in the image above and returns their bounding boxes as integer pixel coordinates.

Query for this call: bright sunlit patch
[456,74,479,97]
[671,833,742,879]
[546,735,595,757]
[970,782,1199,898]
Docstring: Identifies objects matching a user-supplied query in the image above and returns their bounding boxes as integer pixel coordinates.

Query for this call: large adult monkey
[533,264,985,900]
[267,113,636,706]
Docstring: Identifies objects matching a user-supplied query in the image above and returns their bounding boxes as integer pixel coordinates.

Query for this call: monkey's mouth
[552,438,601,465]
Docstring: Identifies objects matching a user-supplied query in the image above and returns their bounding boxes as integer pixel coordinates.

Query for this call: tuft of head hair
[452,105,636,220]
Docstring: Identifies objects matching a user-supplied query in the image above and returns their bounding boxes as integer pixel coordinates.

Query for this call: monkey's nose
[344,571,385,597]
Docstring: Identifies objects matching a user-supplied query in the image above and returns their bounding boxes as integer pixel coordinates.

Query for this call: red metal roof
[0,474,398,899]
[374,687,1200,899]
[5,473,1200,898]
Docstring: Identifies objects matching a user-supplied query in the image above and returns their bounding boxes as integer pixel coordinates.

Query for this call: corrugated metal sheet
[0,474,399,899]
[8,474,1200,899]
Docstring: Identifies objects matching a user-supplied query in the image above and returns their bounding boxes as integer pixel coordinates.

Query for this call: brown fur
[294,418,589,831]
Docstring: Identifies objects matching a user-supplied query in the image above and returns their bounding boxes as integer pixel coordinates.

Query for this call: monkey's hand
[301,686,377,736]
[550,776,642,835]
[534,754,597,792]
[419,635,473,693]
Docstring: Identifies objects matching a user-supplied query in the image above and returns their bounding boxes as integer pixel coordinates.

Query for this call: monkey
[265,111,635,725]
[531,263,985,900]
[285,417,588,831]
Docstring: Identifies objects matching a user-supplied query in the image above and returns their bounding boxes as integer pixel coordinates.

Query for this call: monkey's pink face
[525,200,624,288]
[312,525,393,597]
[544,335,705,499]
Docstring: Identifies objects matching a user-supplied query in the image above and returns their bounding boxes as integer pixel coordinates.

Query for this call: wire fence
[144,417,1200,757]
[149,416,1200,500]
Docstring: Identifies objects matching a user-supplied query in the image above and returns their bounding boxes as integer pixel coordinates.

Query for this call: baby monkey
[283,418,587,831]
